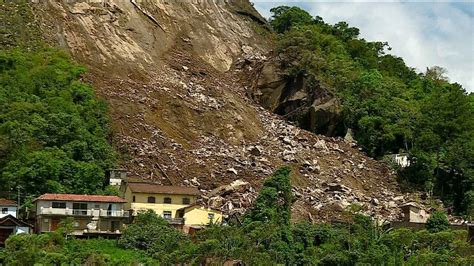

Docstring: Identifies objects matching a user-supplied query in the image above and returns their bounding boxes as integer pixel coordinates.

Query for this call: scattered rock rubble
[97,56,425,222]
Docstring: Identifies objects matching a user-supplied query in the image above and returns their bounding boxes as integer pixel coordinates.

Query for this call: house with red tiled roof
[33,193,129,236]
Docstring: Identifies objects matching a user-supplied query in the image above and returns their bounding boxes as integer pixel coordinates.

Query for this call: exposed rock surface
[242,56,345,137]
[26,0,426,222]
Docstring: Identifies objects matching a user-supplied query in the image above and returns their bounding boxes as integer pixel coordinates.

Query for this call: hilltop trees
[0,49,116,196]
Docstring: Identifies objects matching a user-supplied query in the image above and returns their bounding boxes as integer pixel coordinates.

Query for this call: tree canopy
[0,49,116,197]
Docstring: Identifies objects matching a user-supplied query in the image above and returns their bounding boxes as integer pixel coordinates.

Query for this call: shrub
[426,211,450,233]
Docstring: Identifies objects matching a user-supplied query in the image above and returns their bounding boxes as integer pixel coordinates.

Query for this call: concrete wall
[0,206,17,218]
[38,216,125,234]
[36,200,124,214]
[183,206,222,226]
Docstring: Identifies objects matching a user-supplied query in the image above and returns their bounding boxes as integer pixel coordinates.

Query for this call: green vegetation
[426,211,450,233]
[118,209,188,256]
[0,49,116,198]
[269,6,474,215]
[0,2,43,50]
[2,167,472,265]
[1,232,154,265]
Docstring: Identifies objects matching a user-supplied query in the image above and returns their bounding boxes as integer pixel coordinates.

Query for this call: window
[132,196,136,202]
[163,211,172,219]
[147,196,156,203]
[94,204,100,209]
[1,208,7,214]
[208,213,215,220]
[73,202,88,215]
[163,197,172,204]
[52,202,66,209]
[182,198,190,205]
[73,202,88,210]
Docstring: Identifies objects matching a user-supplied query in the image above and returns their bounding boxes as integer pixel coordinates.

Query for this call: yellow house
[176,204,223,226]
[124,182,200,220]
[123,182,223,227]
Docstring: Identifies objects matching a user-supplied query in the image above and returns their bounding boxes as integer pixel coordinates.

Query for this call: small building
[400,202,429,223]
[386,153,411,168]
[34,194,129,236]
[0,198,18,218]
[0,215,32,245]
[107,169,128,187]
[176,204,223,228]
[0,199,31,245]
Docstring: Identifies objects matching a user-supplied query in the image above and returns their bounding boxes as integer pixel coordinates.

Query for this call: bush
[426,211,450,233]
[118,210,188,256]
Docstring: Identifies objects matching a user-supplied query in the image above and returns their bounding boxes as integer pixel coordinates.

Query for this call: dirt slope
[27,0,422,222]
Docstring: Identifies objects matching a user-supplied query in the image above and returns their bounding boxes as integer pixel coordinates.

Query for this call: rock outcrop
[244,57,345,137]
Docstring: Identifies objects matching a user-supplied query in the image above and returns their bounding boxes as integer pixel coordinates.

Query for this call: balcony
[39,207,129,217]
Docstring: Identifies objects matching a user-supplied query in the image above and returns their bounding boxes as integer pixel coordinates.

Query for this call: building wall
[124,187,197,217]
[0,206,17,218]
[130,202,190,217]
[37,216,126,234]
[35,200,126,234]
[183,207,222,226]
[36,200,124,214]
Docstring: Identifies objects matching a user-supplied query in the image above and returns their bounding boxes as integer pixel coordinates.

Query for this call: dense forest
[269,6,474,215]
[0,49,116,198]
[2,168,473,264]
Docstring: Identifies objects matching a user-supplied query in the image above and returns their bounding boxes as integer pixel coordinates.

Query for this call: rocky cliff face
[25,0,423,222]
[244,56,345,137]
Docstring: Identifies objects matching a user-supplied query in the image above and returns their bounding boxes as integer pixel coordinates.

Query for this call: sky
[252,1,474,92]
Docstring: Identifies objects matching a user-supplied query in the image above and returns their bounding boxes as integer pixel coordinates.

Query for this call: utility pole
[17,186,21,207]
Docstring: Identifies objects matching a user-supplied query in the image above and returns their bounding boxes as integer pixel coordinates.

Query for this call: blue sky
[252,1,474,92]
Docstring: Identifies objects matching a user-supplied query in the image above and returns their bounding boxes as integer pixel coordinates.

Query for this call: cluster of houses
[0,170,223,244]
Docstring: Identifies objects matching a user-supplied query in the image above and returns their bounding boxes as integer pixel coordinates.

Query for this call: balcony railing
[39,207,129,217]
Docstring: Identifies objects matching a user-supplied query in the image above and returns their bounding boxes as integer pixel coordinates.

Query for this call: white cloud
[253,1,474,92]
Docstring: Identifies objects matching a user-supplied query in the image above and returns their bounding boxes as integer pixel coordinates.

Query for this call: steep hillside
[23,0,424,222]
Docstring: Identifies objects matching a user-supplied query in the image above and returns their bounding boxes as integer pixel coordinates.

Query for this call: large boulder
[251,58,345,137]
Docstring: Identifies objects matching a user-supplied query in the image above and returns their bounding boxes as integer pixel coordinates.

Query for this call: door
[51,218,61,231]
[0,228,14,246]
[111,221,120,232]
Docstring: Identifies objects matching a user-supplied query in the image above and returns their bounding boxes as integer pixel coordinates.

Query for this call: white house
[34,193,129,235]
[394,154,411,168]
[0,198,17,218]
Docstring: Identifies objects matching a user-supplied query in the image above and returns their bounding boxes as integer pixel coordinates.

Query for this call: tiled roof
[34,194,127,203]
[0,198,16,206]
[127,183,200,196]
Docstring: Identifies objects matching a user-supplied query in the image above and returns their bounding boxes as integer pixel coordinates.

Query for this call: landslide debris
[23,0,428,222]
